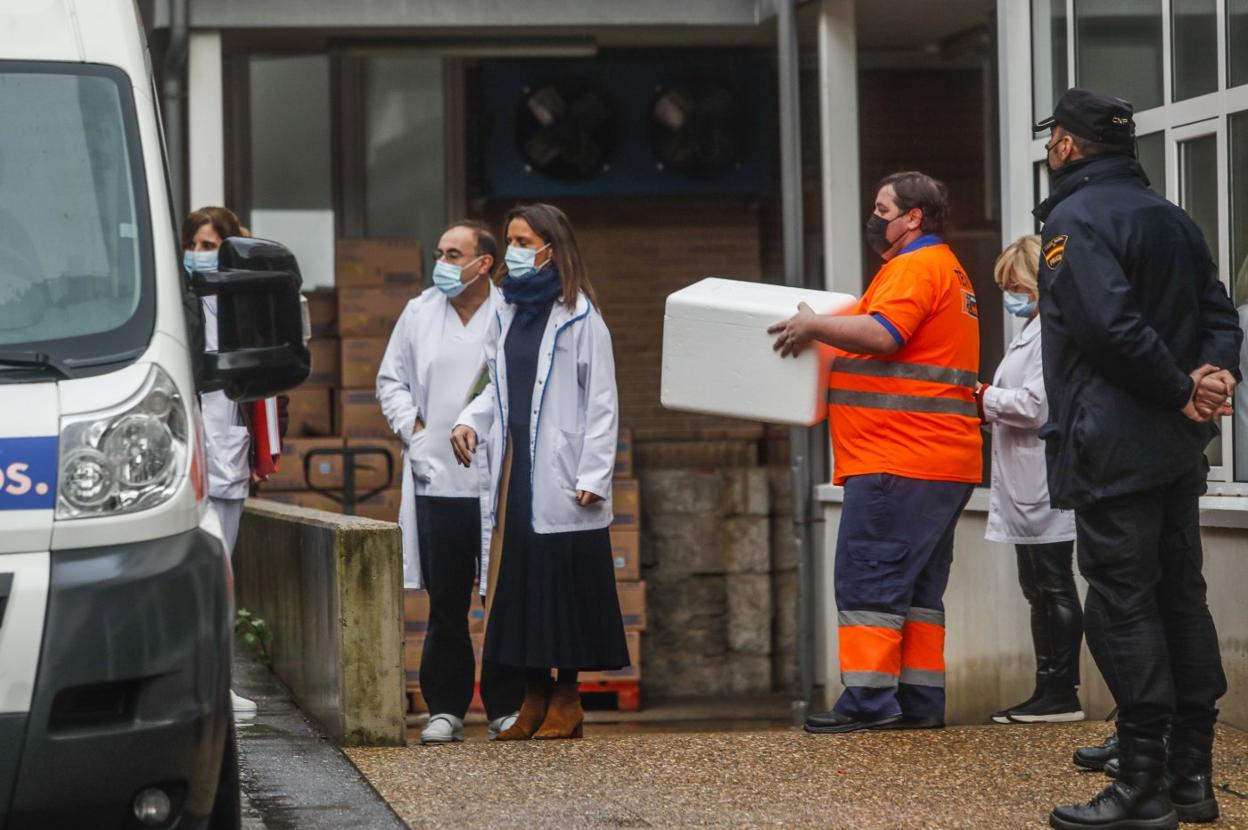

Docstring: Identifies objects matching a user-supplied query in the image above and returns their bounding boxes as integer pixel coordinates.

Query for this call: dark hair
[181,206,242,251]
[876,171,950,236]
[1068,132,1128,159]
[503,203,596,310]
[446,219,500,280]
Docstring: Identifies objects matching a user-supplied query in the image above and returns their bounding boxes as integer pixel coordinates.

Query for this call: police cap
[1034,88,1135,149]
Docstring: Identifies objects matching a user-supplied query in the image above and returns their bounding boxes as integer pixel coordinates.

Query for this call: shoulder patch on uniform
[1043,234,1068,270]
[962,291,978,319]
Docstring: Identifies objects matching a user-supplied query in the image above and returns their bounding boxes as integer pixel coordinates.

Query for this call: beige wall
[820,490,1248,728]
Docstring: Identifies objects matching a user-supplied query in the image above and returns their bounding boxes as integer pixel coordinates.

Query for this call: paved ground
[232,652,406,830]
[347,720,1248,829]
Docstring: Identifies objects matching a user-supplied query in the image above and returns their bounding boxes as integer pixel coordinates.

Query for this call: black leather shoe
[875,716,944,730]
[1104,757,1119,779]
[804,709,901,734]
[1073,732,1118,772]
[1170,772,1218,824]
[1168,728,1219,824]
[1050,736,1177,830]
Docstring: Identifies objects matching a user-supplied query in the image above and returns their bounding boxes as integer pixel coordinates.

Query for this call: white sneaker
[231,690,258,719]
[421,713,464,744]
[488,711,519,741]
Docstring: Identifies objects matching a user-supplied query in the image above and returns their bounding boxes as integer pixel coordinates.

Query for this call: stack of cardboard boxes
[257,239,423,520]
[404,428,646,714]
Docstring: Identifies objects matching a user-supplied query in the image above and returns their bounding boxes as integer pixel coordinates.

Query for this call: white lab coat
[982,316,1076,544]
[456,292,619,595]
[376,286,501,589]
[201,296,250,501]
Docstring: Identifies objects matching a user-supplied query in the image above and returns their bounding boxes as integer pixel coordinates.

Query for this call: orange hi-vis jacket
[828,236,982,485]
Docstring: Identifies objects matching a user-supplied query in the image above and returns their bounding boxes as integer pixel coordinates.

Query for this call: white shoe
[421,713,464,744]
[231,690,258,719]
[488,711,519,740]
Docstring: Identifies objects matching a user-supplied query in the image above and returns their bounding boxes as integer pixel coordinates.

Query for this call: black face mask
[865,213,898,257]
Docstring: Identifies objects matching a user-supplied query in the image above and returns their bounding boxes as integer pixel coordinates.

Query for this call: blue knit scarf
[502,265,562,318]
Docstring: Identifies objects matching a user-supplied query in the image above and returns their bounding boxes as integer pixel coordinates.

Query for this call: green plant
[234,608,273,666]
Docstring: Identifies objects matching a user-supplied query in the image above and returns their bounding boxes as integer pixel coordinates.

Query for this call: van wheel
[209,717,241,830]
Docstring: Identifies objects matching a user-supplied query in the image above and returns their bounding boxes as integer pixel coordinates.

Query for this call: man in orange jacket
[770,171,981,732]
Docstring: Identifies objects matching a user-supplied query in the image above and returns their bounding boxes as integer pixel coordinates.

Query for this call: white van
[0,2,308,827]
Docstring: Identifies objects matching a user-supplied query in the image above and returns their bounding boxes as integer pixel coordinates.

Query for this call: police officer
[1035,89,1242,830]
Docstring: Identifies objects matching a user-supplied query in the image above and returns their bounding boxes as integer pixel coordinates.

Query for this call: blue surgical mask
[504,243,550,280]
[183,249,218,274]
[1004,291,1037,318]
[432,257,483,298]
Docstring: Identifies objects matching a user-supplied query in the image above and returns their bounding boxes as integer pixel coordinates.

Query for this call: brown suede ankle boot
[495,678,551,741]
[534,681,584,740]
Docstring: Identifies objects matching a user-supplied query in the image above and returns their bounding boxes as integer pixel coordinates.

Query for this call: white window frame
[1001,0,1248,497]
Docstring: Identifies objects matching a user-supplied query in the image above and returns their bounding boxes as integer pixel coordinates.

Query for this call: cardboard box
[285,387,334,437]
[346,438,401,492]
[353,487,402,522]
[612,478,640,529]
[306,338,340,387]
[338,287,415,338]
[338,388,393,439]
[661,278,856,426]
[264,437,346,491]
[256,490,341,513]
[304,288,338,338]
[609,528,641,581]
[581,631,641,683]
[615,427,634,478]
[336,238,424,288]
[616,580,646,631]
[340,337,390,389]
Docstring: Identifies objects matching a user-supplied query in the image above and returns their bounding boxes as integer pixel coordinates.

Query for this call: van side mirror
[191,237,311,401]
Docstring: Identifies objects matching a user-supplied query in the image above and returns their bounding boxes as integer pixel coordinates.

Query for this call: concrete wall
[234,499,405,746]
[820,488,1248,729]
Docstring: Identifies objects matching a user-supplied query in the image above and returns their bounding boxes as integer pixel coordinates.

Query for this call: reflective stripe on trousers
[838,607,946,689]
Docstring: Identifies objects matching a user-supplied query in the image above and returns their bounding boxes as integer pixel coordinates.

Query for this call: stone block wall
[640,461,799,698]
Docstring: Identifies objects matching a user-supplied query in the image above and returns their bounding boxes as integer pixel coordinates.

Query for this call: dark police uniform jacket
[1033,155,1242,510]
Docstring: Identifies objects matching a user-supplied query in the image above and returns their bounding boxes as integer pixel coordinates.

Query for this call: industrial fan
[649,78,745,179]
[514,76,620,181]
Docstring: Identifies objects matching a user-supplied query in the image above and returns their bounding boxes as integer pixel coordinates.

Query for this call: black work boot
[1073,732,1118,772]
[1168,730,1219,824]
[1050,736,1177,830]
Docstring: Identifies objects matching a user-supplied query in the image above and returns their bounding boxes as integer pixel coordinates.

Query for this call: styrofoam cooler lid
[665,277,857,326]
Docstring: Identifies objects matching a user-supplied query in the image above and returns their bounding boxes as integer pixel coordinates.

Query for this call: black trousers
[1075,464,1226,748]
[416,495,524,720]
[1015,541,1083,692]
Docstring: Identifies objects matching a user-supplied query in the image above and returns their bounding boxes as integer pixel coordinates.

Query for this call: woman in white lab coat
[975,234,1082,725]
[452,203,628,741]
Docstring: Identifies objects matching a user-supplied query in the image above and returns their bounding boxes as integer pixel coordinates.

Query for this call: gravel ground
[347,721,1248,829]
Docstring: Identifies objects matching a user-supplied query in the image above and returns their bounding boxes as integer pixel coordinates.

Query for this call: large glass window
[1178,133,1223,467]
[1172,0,1218,101]
[1229,111,1248,480]
[1032,0,1069,126]
[1136,131,1166,194]
[1231,0,1248,88]
[247,55,335,288]
[1075,0,1164,111]
[0,65,150,367]
[362,55,446,265]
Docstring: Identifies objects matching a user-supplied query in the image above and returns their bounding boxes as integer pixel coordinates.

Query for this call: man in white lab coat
[377,220,523,744]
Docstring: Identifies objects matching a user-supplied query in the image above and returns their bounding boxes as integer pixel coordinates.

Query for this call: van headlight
[57,366,188,519]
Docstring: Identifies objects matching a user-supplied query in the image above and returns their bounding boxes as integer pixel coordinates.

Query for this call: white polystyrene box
[660,278,858,426]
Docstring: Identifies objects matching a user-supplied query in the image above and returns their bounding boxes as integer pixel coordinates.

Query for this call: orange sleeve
[862,260,938,344]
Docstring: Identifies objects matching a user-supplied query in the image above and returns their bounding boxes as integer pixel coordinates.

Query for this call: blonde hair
[994,234,1041,295]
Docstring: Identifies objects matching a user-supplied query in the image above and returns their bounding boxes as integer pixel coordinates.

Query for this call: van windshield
[0,62,154,380]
